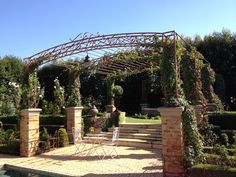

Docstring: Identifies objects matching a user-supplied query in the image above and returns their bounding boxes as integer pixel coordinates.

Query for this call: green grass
[125,117,161,124]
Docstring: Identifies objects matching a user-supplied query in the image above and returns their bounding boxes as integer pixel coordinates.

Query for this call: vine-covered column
[181,48,207,125]
[159,39,203,176]
[65,68,83,143]
[105,78,116,113]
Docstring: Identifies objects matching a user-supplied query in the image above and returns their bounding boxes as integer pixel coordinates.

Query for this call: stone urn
[89,105,98,117]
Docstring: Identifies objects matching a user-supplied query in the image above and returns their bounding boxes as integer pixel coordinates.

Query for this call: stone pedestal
[105,105,116,113]
[20,108,41,157]
[66,107,83,143]
[193,104,203,126]
[158,107,185,177]
[119,112,126,123]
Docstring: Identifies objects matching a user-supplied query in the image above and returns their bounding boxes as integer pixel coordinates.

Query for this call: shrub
[220,133,229,146]
[213,145,229,160]
[58,128,69,147]
[39,114,66,125]
[187,164,236,177]
[199,123,219,146]
[40,127,50,152]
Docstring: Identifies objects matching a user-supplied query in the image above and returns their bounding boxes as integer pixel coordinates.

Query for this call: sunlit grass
[125,117,161,124]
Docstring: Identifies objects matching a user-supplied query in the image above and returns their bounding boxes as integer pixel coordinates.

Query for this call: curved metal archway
[24,30,185,70]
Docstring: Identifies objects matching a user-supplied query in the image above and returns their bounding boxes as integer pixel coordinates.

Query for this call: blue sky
[1,0,236,59]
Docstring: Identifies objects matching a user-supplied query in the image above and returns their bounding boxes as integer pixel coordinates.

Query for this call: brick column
[20,108,41,157]
[158,107,184,177]
[193,104,203,126]
[66,107,83,143]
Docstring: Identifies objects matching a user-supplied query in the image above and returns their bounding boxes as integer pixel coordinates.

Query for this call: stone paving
[0,144,163,177]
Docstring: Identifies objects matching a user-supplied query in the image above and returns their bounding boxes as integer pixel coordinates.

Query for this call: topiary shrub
[58,128,69,147]
[40,127,50,152]
[113,85,123,96]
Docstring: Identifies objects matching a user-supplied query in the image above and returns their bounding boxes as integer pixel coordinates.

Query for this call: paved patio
[0,144,163,177]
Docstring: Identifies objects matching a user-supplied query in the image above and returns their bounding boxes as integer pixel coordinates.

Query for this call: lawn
[125,117,161,124]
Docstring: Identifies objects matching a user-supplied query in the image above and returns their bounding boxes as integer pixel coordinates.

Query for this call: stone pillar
[105,105,116,113]
[66,107,83,143]
[193,104,203,126]
[20,108,41,157]
[158,107,185,177]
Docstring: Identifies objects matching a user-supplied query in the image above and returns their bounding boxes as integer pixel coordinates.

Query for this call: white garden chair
[72,127,87,155]
[101,127,120,159]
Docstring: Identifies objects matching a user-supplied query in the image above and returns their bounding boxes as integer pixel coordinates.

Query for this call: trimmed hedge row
[187,164,236,177]
[208,112,236,130]
[0,113,119,135]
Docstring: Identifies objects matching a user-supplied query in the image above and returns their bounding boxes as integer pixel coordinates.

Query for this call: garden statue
[90,105,102,133]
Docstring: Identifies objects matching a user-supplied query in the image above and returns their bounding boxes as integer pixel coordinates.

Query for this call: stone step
[119,123,161,129]
[108,127,161,134]
[83,137,162,149]
[104,132,162,141]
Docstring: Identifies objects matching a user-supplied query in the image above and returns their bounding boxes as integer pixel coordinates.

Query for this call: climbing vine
[201,64,223,111]
[160,40,203,167]
[181,48,203,104]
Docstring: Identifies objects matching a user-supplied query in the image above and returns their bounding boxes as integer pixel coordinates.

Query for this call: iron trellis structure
[24,30,187,98]
[24,31,184,68]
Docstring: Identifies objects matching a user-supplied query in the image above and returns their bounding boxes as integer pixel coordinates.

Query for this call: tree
[0,56,24,115]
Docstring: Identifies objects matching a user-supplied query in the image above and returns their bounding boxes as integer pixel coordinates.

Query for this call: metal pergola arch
[24,31,184,70]
[24,30,188,97]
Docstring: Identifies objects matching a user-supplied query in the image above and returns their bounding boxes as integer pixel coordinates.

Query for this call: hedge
[0,115,18,124]
[187,164,236,177]
[0,113,118,135]
[208,112,236,130]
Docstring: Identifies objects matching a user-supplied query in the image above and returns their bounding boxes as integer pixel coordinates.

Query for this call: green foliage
[0,128,19,155]
[22,71,44,108]
[159,40,203,167]
[201,64,223,111]
[189,164,236,177]
[160,40,177,105]
[220,133,229,146]
[233,132,236,147]
[106,78,115,105]
[0,56,24,115]
[196,29,236,110]
[199,123,219,146]
[208,111,236,130]
[215,74,226,103]
[182,104,203,167]
[58,128,69,147]
[181,48,205,104]
[41,100,54,114]
[40,127,50,151]
[113,85,123,96]
[66,81,81,107]
[213,145,229,160]
[53,77,65,114]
